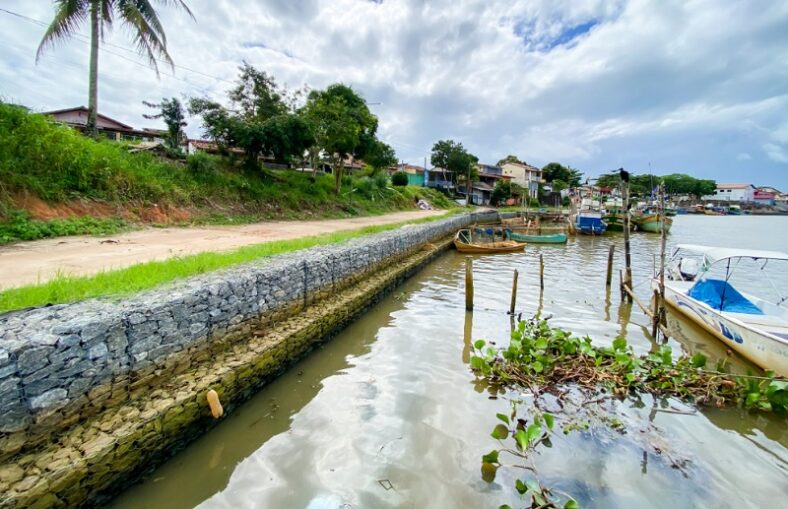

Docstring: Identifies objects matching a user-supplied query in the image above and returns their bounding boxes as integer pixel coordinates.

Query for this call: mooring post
[622,178,633,302]
[606,244,615,287]
[465,256,474,311]
[658,183,668,326]
[509,269,519,315]
[619,269,625,300]
[539,253,545,290]
[651,289,661,338]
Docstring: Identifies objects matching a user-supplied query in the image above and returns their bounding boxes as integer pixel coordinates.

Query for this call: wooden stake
[465,256,474,311]
[606,245,615,287]
[658,183,667,322]
[509,269,519,315]
[622,180,633,302]
[539,254,545,290]
[619,269,625,300]
[651,289,661,338]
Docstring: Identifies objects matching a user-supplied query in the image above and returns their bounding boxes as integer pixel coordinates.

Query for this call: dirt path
[0,210,446,290]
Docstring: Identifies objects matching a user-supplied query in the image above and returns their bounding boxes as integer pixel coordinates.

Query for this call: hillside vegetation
[0,103,452,243]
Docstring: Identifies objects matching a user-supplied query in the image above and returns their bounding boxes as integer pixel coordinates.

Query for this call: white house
[500,162,543,198]
[703,183,755,202]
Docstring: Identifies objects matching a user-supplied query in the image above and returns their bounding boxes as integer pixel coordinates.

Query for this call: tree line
[596,172,716,198]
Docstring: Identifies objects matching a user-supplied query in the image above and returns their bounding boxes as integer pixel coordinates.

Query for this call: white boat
[653,244,788,376]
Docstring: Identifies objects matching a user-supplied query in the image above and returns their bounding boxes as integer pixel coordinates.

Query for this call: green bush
[392,172,409,186]
[0,210,128,244]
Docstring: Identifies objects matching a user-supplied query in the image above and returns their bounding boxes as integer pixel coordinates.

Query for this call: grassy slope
[0,103,454,243]
[0,213,455,313]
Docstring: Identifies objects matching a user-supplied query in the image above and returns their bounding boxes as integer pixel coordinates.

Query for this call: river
[110,215,788,509]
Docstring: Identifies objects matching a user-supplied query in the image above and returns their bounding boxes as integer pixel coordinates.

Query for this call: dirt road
[0,210,446,290]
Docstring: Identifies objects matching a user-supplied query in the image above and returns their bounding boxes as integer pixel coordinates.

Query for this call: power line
[0,7,235,85]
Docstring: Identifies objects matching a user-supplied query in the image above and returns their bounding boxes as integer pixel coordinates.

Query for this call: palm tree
[37,0,194,138]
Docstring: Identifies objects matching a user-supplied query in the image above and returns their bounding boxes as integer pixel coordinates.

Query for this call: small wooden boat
[656,245,788,375]
[633,212,672,233]
[454,229,525,254]
[507,230,567,244]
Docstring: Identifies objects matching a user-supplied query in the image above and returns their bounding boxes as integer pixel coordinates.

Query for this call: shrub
[392,172,409,186]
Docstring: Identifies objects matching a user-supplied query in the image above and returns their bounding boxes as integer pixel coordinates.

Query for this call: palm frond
[36,0,89,61]
[154,0,195,21]
[118,0,173,73]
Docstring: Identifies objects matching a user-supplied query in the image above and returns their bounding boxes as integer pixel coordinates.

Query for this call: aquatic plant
[471,318,787,508]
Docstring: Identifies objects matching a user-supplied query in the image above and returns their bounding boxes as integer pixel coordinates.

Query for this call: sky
[2,0,788,189]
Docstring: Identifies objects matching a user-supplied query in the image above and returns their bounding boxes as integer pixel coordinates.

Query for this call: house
[468,163,511,205]
[392,164,426,186]
[45,106,165,143]
[424,167,455,193]
[753,188,776,206]
[703,183,755,202]
[500,161,543,198]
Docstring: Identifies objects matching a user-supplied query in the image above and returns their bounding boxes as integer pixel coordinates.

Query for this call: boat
[654,244,788,375]
[727,205,743,215]
[453,229,525,254]
[665,207,678,216]
[575,211,607,235]
[675,207,689,215]
[506,230,567,244]
[632,211,673,233]
[602,207,626,232]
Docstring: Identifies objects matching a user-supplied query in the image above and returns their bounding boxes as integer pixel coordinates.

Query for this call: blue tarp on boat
[688,279,764,315]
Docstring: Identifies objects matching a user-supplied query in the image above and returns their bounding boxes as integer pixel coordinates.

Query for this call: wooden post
[606,245,615,287]
[465,256,474,311]
[509,269,519,315]
[622,179,633,301]
[658,183,667,325]
[619,269,625,300]
[539,254,545,290]
[651,289,660,338]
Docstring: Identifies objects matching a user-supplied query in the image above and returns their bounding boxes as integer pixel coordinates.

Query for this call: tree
[38,0,194,138]
[430,140,478,202]
[189,64,314,168]
[497,154,525,166]
[365,140,397,175]
[542,162,582,187]
[302,84,377,193]
[490,180,512,206]
[143,97,187,150]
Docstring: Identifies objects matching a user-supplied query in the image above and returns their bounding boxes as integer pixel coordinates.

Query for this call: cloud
[1,0,787,187]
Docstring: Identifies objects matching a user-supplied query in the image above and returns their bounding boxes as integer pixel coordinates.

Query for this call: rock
[29,388,67,412]
[0,464,24,484]
[11,474,40,493]
[88,343,108,360]
[17,347,53,375]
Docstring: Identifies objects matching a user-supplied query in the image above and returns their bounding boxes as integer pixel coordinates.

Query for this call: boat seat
[688,279,764,315]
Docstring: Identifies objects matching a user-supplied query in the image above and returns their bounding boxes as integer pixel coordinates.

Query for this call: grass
[0,212,457,313]
[0,102,454,237]
[0,210,130,244]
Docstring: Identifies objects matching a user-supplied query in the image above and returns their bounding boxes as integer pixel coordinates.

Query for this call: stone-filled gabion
[0,211,499,458]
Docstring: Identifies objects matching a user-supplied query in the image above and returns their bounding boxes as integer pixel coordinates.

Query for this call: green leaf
[543,413,554,430]
[499,506,513,509]
[564,499,580,509]
[526,423,542,445]
[482,450,499,464]
[612,337,627,351]
[496,413,510,425]
[515,429,528,450]
[470,356,484,370]
[515,479,527,495]
[532,360,544,373]
[491,424,509,440]
[526,479,540,493]
[474,339,486,350]
[535,338,548,350]
[481,462,498,483]
[690,353,707,368]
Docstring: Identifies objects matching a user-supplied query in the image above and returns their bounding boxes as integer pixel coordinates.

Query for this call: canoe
[507,231,567,244]
[633,213,672,233]
[657,245,788,375]
[454,229,525,254]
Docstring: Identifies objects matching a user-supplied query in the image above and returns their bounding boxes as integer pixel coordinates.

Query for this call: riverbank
[0,212,491,508]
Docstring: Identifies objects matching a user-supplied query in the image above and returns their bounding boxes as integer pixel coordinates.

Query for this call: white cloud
[1,0,787,187]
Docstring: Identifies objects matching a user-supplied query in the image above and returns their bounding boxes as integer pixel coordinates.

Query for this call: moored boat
[453,229,525,254]
[602,207,626,232]
[633,212,672,233]
[506,230,567,244]
[654,244,788,375]
[727,205,743,215]
[575,211,607,235]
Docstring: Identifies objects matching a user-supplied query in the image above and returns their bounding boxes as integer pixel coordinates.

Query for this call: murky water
[111,216,788,509]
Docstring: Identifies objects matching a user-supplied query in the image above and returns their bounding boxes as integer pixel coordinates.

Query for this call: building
[424,167,455,193]
[392,164,426,186]
[703,183,755,202]
[500,161,543,198]
[753,189,776,206]
[45,106,165,143]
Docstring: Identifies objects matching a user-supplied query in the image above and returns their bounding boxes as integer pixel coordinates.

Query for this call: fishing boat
[727,205,743,215]
[602,207,626,232]
[453,229,525,254]
[655,244,788,375]
[575,211,607,235]
[506,230,567,244]
[632,211,673,233]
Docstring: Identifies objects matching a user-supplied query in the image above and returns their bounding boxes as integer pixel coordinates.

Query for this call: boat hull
[657,282,788,376]
[454,239,525,254]
[508,232,567,244]
[634,214,672,233]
